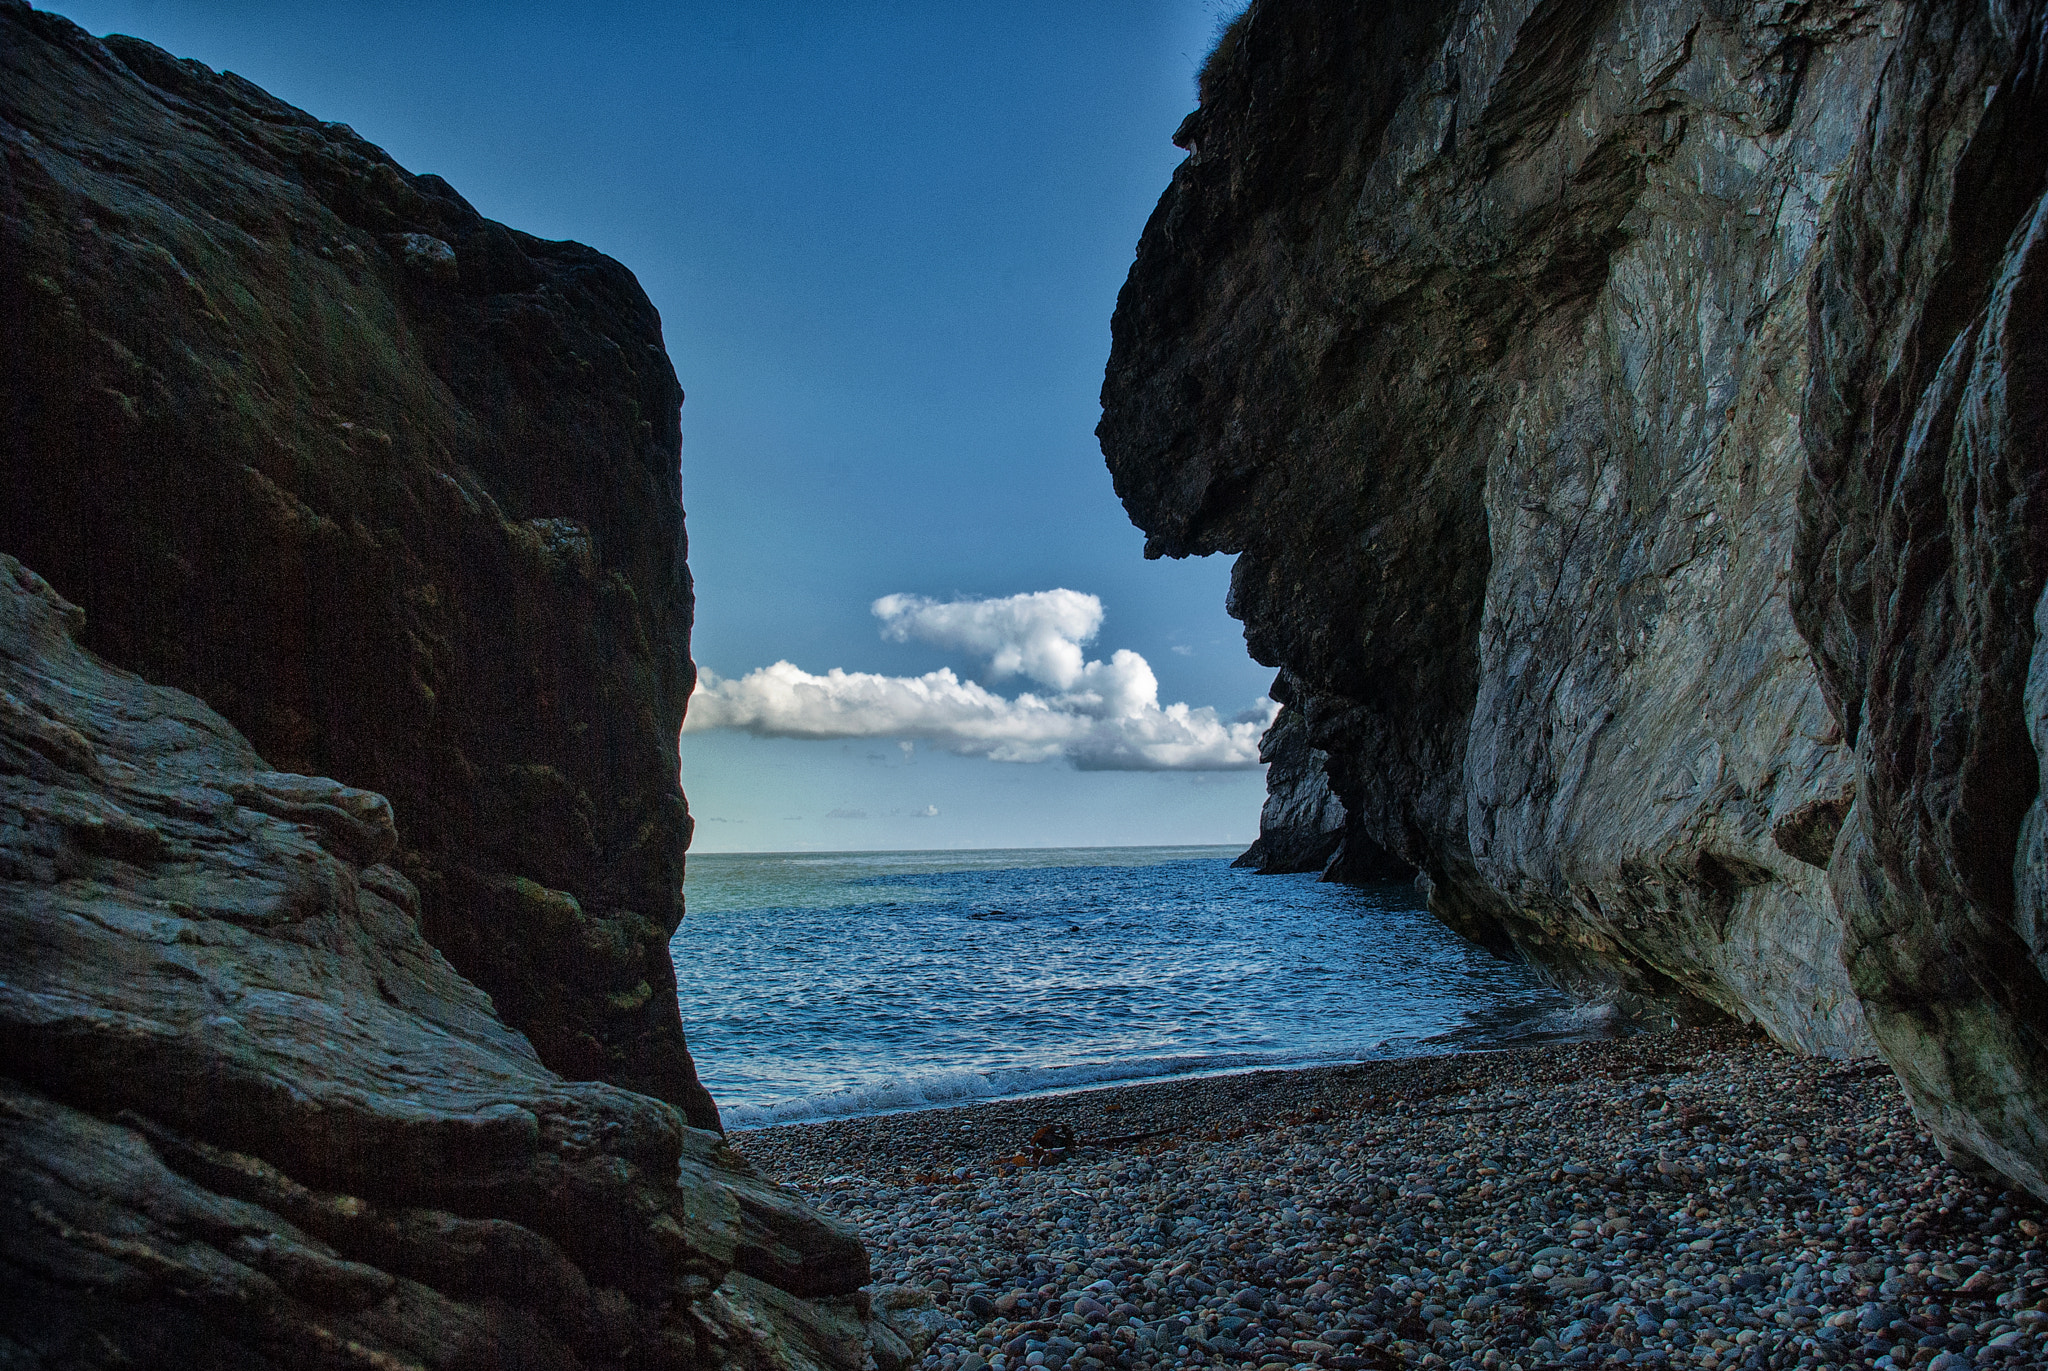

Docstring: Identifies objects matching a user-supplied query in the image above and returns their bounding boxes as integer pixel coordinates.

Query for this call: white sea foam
[718,1008,1607,1131]
[719,1050,1353,1129]
[681,849,1606,1129]
[1547,999,1624,1029]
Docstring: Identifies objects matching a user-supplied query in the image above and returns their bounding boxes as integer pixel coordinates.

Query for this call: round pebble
[732,1028,2048,1369]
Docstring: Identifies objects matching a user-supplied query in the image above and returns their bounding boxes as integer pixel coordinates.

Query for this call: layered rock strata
[1101,0,2048,1191]
[0,1,710,1123]
[0,554,898,1368]
[0,5,907,1358]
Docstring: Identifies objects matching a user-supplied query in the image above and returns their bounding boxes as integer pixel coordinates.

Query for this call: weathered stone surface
[1234,683,1413,884]
[0,553,882,1367]
[0,0,710,1124]
[1102,0,2048,1191]
[1237,667,1425,884]
[1795,2,2048,1196]
[1232,689,1347,875]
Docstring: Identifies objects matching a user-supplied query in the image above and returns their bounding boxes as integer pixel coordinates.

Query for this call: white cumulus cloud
[872,588,1101,689]
[684,590,1273,771]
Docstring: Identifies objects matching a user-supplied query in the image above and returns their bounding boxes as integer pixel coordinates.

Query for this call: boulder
[0,553,883,1367]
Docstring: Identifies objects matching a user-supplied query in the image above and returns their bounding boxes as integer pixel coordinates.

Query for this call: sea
[671,845,1608,1130]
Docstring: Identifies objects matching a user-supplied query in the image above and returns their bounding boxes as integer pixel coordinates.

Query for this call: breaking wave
[680,848,1611,1132]
[720,1000,1613,1131]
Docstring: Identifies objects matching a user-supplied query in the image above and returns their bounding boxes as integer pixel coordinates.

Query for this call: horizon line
[687,840,1249,859]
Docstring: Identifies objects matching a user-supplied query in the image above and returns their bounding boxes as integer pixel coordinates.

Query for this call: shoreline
[718,1017,1617,1134]
[732,1028,2048,1371]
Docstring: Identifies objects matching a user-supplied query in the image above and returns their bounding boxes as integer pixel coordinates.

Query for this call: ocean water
[672,846,1600,1130]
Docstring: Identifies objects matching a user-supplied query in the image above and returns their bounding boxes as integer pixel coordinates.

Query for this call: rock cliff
[1231,695,1347,876]
[0,6,903,1361]
[0,555,896,1367]
[1101,0,2048,1192]
[0,1,711,1125]
[1231,675,1410,883]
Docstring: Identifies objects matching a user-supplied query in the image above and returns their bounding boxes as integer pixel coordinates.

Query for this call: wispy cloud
[685,590,1273,771]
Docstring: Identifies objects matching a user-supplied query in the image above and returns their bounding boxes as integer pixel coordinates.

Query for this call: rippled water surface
[673,847,1594,1128]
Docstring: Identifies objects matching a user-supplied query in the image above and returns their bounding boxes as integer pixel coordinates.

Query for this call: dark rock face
[1797,3,2048,1195]
[1234,682,1413,884]
[1103,0,2048,1191]
[1232,692,1346,875]
[0,555,897,1368]
[0,2,711,1124]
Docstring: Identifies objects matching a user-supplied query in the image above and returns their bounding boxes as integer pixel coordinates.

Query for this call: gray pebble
[734,1028,2048,1370]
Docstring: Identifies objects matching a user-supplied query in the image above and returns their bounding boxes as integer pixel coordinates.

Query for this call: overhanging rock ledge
[1100,0,2048,1195]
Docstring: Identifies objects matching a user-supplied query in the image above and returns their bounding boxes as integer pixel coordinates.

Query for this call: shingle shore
[730,1029,2048,1370]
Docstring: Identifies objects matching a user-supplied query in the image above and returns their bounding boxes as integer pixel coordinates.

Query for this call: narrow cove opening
[674,847,1597,1129]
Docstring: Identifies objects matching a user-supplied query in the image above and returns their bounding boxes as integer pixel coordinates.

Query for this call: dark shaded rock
[1319,835,1416,887]
[1770,788,1855,871]
[1233,685,1346,874]
[0,552,881,1367]
[1794,1,2048,1195]
[0,1,710,1124]
[1237,675,1416,882]
[1101,0,2048,1193]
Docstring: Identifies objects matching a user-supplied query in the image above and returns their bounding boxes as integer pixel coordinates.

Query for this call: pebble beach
[732,1028,2048,1371]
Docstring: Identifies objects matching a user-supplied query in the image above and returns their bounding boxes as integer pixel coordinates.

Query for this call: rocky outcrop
[0,6,908,1358]
[1232,693,1347,875]
[1102,0,2048,1191]
[1797,2,2048,1196]
[0,1,710,1124]
[0,555,901,1367]
[1233,681,1412,883]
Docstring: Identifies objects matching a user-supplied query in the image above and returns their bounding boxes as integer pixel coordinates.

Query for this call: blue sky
[46,0,1273,852]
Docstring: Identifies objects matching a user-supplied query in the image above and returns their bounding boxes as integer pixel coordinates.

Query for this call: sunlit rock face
[0,1,709,1125]
[1232,676,1412,884]
[1232,692,1348,876]
[1101,0,2048,1193]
